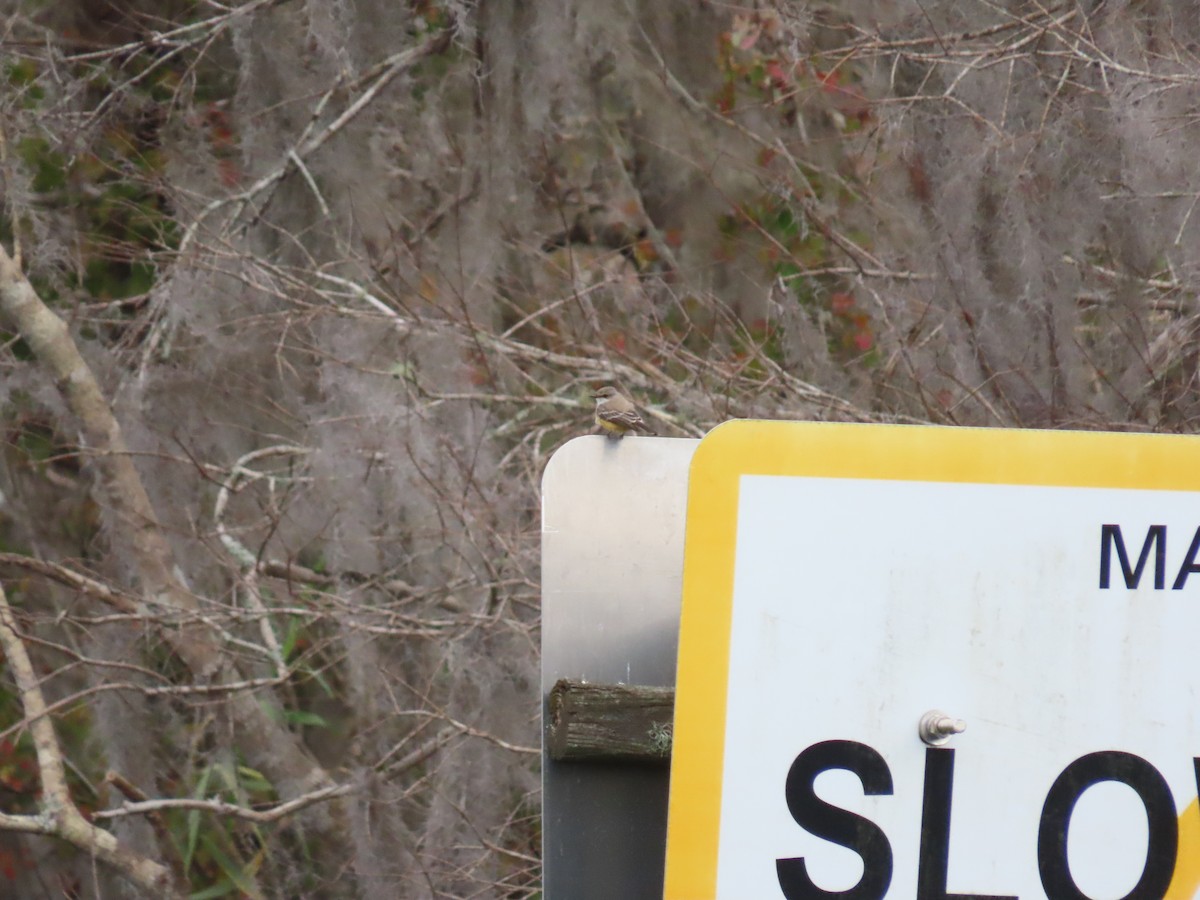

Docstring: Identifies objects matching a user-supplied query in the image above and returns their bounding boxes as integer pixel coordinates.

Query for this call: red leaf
[830,292,855,315]
[218,158,241,188]
[817,69,841,88]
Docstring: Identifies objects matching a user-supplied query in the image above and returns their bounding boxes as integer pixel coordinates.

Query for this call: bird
[593,386,653,438]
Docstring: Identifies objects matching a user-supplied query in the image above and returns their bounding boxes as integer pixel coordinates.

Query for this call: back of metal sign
[541,435,699,899]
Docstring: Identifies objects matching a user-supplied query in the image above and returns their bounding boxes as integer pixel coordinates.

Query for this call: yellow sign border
[663,420,1200,899]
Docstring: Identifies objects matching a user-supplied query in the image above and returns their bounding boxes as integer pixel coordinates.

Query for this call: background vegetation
[0,0,1198,895]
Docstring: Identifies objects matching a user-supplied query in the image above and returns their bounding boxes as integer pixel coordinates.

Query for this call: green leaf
[282,709,330,729]
[189,879,240,900]
[235,765,273,795]
[184,766,214,872]
[17,137,66,192]
[280,616,303,661]
[197,832,265,899]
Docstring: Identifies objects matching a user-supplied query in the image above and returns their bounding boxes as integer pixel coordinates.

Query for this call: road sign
[664,421,1200,899]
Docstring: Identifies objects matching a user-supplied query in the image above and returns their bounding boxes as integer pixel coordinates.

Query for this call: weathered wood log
[546,679,675,765]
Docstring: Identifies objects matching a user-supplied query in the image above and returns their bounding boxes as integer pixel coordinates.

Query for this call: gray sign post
[541,435,700,899]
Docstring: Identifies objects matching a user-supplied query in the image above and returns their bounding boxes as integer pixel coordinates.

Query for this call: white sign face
[664,422,1200,900]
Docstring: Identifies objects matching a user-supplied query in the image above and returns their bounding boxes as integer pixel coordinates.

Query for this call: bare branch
[0,584,177,894]
[94,727,457,825]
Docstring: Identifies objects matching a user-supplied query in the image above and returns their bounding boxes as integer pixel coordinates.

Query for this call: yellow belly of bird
[596,416,628,435]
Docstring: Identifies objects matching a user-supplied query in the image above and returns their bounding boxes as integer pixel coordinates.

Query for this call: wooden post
[546,679,675,765]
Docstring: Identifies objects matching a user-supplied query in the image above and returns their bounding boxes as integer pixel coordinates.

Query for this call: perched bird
[593,386,653,438]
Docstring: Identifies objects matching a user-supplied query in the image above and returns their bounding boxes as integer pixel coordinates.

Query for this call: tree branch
[0,241,344,844]
[0,583,178,895]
